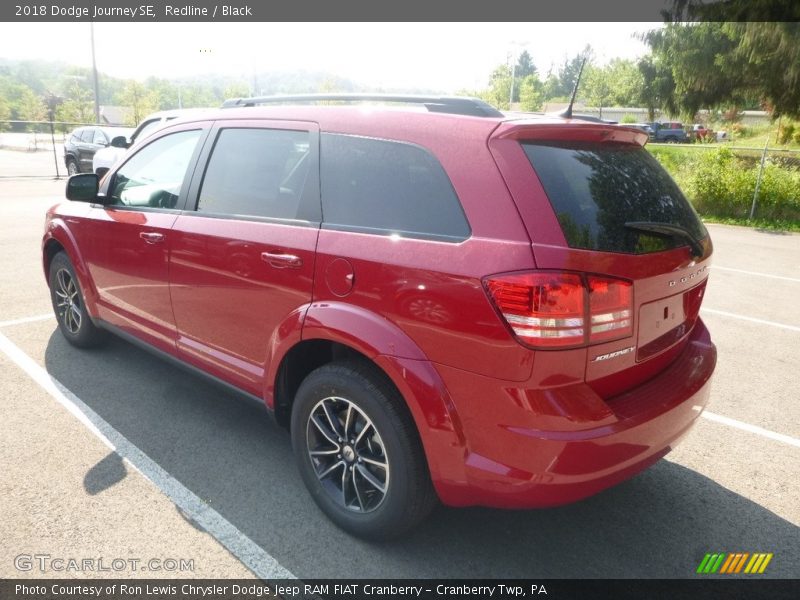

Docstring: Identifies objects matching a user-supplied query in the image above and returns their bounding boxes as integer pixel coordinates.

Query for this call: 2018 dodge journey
[42,94,716,539]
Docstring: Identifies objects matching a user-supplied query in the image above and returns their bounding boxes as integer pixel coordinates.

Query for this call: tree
[224,82,250,99]
[583,65,611,118]
[144,77,180,110]
[542,72,565,101]
[55,78,94,126]
[509,51,540,103]
[178,85,217,109]
[518,75,545,112]
[725,22,800,119]
[119,81,159,126]
[641,15,800,119]
[604,59,644,107]
[539,46,593,103]
[16,86,46,129]
[643,23,743,119]
[0,95,10,131]
[478,65,513,110]
[515,50,536,79]
[637,55,674,121]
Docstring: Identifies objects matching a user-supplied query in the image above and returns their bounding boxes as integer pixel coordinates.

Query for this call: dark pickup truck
[647,122,690,143]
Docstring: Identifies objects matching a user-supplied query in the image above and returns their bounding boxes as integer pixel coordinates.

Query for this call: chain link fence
[647,142,800,224]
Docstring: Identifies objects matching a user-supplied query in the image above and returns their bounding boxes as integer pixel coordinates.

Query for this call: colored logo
[697,552,773,574]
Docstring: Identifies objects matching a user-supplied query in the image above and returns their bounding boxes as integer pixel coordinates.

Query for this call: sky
[0,22,660,92]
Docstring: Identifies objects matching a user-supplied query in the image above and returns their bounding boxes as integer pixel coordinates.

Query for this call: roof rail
[220,93,504,118]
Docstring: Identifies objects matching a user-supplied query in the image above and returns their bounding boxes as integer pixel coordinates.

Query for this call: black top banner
[2,0,799,22]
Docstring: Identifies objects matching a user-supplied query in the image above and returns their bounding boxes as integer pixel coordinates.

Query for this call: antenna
[558,56,588,119]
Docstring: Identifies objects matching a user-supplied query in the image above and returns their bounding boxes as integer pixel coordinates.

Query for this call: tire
[66,158,79,176]
[665,136,678,143]
[48,252,107,348]
[291,360,437,539]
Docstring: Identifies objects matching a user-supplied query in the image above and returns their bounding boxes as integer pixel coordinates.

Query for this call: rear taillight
[588,276,633,343]
[485,271,633,349]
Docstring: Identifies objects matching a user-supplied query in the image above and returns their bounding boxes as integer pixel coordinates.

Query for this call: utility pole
[90,22,101,124]
[509,61,516,107]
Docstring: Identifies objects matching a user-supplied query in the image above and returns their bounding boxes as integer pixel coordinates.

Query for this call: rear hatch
[488,120,712,398]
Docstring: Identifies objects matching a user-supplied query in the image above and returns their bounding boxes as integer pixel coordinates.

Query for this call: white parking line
[701,308,800,333]
[712,266,800,283]
[0,330,296,581]
[702,411,800,449]
[0,313,54,328]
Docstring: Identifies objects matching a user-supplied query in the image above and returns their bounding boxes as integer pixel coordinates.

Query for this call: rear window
[522,141,707,254]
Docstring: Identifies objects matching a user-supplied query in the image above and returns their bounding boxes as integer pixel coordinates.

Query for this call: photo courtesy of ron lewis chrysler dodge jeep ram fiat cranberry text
[42,94,716,539]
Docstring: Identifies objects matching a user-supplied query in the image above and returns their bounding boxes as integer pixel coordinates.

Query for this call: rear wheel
[291,361,437,539]
[48,252,106,348]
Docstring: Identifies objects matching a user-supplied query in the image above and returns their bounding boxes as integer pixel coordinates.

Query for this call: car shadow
[754,228,792,236]
[44,332,800,579]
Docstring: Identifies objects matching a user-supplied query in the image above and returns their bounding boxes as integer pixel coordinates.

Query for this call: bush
[730,122,747,137]
[620,114,637,124]
[651,146,800,223]
[777,122,795,145]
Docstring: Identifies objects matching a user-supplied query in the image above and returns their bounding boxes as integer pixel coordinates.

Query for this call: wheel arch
[42,226,100,317]
[268,302,468,493]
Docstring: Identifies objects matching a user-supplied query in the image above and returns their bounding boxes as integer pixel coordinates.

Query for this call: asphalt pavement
[0,149,798,579]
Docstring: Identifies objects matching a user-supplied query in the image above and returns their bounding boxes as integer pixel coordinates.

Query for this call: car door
[78,123,210,353]
[78,128,99,172]
[168,120,320,396]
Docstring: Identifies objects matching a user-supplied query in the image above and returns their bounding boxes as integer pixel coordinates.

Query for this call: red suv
[42,94,716,539]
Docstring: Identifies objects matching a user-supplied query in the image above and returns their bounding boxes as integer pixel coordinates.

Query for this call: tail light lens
[588,276,633,342]
[485,271,633,349]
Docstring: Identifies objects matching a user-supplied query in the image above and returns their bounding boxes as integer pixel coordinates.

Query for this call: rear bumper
[433,319,716,508]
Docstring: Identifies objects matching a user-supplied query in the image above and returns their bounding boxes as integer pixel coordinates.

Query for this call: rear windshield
[522,141,707,254]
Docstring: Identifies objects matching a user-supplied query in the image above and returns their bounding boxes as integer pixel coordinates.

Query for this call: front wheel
[291,361,437,539]
[48,252,106,348]
[66,158,79,176]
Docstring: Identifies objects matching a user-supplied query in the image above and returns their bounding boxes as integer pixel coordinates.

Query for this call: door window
[92,129,108,145]
[196,128,311,221]
[109,130,202,209]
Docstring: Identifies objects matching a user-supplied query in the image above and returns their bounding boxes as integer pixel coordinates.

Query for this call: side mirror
[66,174,99,203]
[110,135,129,148]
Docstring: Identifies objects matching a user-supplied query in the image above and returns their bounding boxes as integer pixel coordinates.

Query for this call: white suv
[93,109,208,177]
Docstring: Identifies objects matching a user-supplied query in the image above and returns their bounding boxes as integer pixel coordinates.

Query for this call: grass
[701,215,800,233]
[711,121,800,150]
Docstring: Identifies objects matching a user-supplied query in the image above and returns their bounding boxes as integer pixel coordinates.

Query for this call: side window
[320,133,469,240]
[109,130,202,209]
[196,128,311,220]
[92,129,107,145]
[80,129,95,143]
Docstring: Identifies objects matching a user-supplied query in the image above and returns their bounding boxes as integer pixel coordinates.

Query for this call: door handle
[261,252,302,269]
[139,231,165,244]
